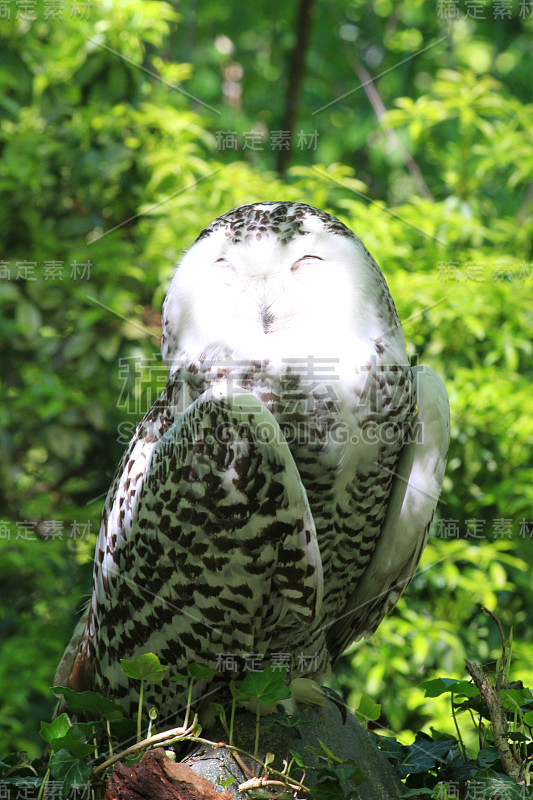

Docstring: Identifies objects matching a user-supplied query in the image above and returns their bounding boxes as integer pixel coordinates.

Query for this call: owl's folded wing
[56,382,323,694]
[131,383,324,625]
[326,365,450,661]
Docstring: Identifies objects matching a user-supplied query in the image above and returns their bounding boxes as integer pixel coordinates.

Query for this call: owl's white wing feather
[326,365,449,658]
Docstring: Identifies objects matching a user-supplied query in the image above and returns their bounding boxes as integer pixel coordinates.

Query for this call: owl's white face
[162,203,404,372]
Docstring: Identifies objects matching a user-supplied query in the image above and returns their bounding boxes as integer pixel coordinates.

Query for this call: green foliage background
[0,0,532,759]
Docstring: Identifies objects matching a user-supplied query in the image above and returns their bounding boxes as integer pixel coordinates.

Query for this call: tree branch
[277,0,314,174]
[464,659,522,783]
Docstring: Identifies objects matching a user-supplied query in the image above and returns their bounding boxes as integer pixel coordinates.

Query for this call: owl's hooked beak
[260,301,275,334]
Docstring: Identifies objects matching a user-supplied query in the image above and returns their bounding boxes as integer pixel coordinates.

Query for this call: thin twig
[239,776,308,794]
[91,721,196,776]
[230,749,255,779]
[481,606,506,662]
[450,690,467,762]
[345,50,434,200]
[481,606,507,690]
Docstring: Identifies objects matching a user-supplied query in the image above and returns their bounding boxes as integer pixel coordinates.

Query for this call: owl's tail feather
[53,607,93,716]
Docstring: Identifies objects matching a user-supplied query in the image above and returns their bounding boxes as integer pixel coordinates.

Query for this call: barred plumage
[56,202,449,721]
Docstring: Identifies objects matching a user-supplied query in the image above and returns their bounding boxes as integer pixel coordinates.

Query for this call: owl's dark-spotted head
[161,202,403,373]
[194,202,355,246]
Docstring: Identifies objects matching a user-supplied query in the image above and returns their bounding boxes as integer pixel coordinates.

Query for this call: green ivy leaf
[239,666,291,705]
[471,767,524,799]
[40,714,71,744]
[476,747,501,767]
[71,721,100,735]
[48,749,93,796]
[0,752,35,778]
[52,687,124,720]
[109,717,137,741]
[500,687,532,710]
[49,727,95,757]
[421,678,478,698]
[120,653,169,682]
[335,764,367,786]
[430,727,456,741]
[312,775,345,800]
[186,663,218,680]
[374,734,405,763]
[401,736,456,774]
[508,731,528,742]
[355,694,381,725]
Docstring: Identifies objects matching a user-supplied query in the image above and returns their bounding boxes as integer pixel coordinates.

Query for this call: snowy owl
[56,202,449,721]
